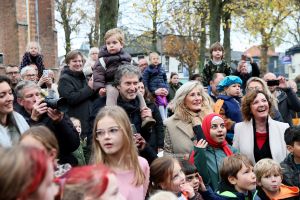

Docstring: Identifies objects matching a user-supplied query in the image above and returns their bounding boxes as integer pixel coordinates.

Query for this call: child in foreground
[150,156,201,200]
[254,158,299,200]
[198,154,259,200]
[281,126,300,188]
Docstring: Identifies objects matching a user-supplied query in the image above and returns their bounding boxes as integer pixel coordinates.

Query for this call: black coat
[58,66,96,137]
[17,107,80,165]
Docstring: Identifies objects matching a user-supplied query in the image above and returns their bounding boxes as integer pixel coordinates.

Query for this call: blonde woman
[91,106,149,200]
[164,81,214,159]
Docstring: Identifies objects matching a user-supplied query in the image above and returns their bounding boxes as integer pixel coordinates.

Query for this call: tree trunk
[198,16,207,74]
[223,11,231,64]
[152,2,158,52]
[99,0,119,46]
[209,0,222,45]
[65,24,71,54]
[188,64,194,78]
[93,0,101,47]
[260,44,268,75]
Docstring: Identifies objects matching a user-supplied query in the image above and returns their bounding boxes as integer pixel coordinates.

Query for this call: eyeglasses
[6,71,19,75]
[96,126,121,137]
[25,74,37,77]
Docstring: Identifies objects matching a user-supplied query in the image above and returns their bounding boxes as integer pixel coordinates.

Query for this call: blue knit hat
[217,75,243,92]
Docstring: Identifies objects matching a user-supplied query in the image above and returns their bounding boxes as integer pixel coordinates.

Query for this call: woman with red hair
[192,113,238,191]
[0,146,58,200]
[57,164,125,200]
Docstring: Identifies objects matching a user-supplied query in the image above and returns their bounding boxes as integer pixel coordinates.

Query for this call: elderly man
[138,58,148,73]
[15,80,80,165]
[89,64,157,164]
[20,66,37,82]
[263,72,300,125]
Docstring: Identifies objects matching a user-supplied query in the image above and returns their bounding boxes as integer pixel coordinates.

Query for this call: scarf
[202,113,233,156]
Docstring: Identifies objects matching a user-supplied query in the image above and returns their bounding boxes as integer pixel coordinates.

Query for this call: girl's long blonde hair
[91,106,145,186]
[173,81,214,123]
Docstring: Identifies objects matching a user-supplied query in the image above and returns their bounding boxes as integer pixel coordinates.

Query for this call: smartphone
[267,80,279,86]
[43,70,49,77]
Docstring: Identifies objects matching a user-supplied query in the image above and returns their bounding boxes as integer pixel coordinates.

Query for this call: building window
[165,56,169,72]
[178,62,184,73]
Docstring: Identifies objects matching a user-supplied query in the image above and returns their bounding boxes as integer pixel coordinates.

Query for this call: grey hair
[15,80,41,98]
[20,66,35,77]
[114,64,141,86]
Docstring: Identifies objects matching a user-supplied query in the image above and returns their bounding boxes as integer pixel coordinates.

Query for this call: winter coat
[202,60,231,87]
[167,82,183,102]
[164,115,195,159]
[217,95,243,124]
[143,63,169,94]
[93,46,131,90]
[193,145,238,191]
[200,182,260,200]
[58,66,96,138]
[17,107,80,165]
[281,153,300,188]
[72,140,87,166]
[256,185,299,200]
[20,52,45,78]
[147,101,164,150]
[233,117,289,164]
[277,88,300,126]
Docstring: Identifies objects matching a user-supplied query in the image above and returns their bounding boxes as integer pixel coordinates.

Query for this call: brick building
[0,0,57,70]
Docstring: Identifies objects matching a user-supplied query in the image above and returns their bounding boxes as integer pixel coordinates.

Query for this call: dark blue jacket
[143,63,169,94]
[217,95,243,123]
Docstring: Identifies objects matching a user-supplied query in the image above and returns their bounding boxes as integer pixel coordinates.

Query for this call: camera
[267,80,280,86]
[44,97,69,112]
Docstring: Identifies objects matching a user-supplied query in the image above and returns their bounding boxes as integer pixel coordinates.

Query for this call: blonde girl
[91,105,149,200]
[20,41,45,78]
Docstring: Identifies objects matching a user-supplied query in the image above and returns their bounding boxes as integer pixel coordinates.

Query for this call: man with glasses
[5,65,21,108]
[20,66,37,82]
[263,72,300,125]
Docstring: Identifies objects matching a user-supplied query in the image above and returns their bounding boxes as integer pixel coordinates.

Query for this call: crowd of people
[1,28,300,200]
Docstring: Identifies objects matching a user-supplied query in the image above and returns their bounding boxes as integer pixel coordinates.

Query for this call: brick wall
[0,0,57,69]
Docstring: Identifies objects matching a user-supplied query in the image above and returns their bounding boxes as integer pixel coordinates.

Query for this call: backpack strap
[214,99,224,114]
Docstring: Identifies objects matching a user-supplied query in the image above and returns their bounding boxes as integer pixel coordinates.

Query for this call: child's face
[258,173,282,194]
[230,163,256,193]
[212,49,223,60]
[288,141,300,162]
[150,55,160,66]
[210,118,226,144]
[95,116,124,157]
[105,35,123,54]
[225,84,241,97]
[185,172,200,192]
[161,161,186,193]
[72,120,82,135]
[29,45,39,56]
